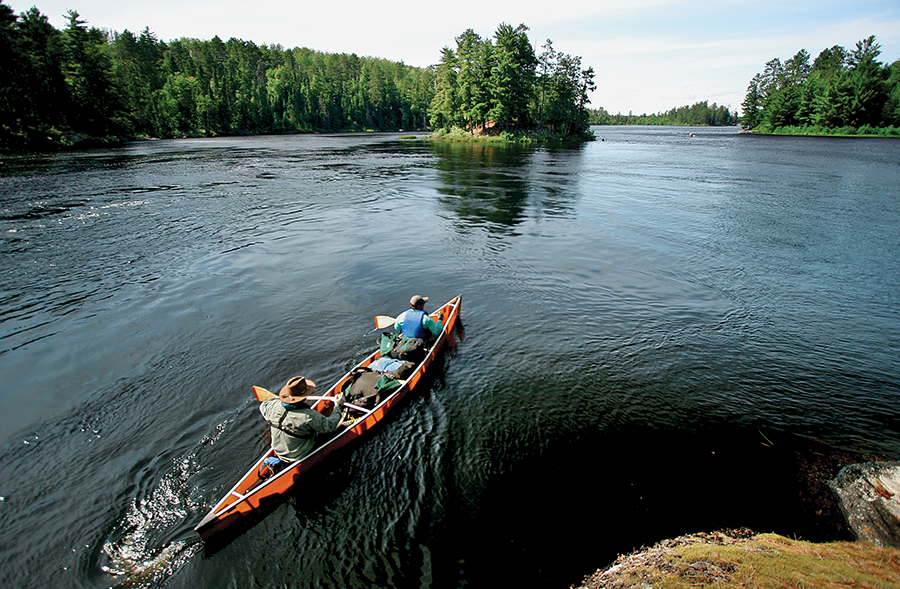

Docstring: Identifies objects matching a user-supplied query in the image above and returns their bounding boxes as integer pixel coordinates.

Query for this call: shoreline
[0,128,432,156]
[573,529,900,588]
[574,459,900,588]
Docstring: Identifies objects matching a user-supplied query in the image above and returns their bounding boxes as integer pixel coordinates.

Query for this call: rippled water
[0,128,898,588]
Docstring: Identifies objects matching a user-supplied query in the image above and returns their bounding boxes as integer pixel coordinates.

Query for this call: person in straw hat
[259,375,345,461]
[394,294,442,342]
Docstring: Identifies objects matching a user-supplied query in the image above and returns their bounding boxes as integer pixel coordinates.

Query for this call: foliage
[740,35,899,135]
[1,7,598,149]
[0,1,434,150]
[588,102,738,126]
[1,4,122,149]
[429,23,595,138]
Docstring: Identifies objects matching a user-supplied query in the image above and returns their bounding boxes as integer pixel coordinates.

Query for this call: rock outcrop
[831,461,900,548]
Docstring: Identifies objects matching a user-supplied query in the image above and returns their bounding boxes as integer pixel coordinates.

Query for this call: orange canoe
[194,295,463,543]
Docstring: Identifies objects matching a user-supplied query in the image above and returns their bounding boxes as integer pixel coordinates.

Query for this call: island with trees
[740,35,900,136]
[428,23,596,141]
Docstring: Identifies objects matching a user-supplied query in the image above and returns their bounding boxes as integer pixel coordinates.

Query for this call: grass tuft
[574,531,900,589]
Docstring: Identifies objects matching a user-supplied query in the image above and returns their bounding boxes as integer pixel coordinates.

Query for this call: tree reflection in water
[429,140,583,232]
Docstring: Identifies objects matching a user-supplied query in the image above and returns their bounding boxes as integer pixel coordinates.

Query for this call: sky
[8,0,900,116]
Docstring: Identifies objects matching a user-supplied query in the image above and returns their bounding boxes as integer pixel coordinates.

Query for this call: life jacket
[399,309,427,339]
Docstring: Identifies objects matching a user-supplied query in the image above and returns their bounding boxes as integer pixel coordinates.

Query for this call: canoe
[194,295,463,543]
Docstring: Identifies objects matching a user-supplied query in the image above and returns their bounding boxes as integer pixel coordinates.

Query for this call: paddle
[252,386,335,403]
[375,310,442,329]
[252,386,368,413]
[374,315,396,329]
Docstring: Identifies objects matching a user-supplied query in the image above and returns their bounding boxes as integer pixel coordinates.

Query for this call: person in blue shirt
[395,294,442,341]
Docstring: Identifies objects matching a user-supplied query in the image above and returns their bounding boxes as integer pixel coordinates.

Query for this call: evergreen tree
[844,36,888,128]
[7,11,591,149]
[453,28,490,130]
[887,60,900,126]
[741,35,898,134]
[108,28,165,135]
[430,46,459,129]
[19,9,68,130]
[429,24,593,138]
[783,49,811,86]
[812,45,848,76]
[60,11,121,136]
[536,40,557,129]
[592,101,737,126]
[489,23,536,132]
[0,2,23,136]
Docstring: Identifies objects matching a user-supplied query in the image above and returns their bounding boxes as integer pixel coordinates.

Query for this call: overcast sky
[9,0,900,115]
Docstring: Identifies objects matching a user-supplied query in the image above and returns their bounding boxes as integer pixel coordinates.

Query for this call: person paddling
[259,376,345,461]
[394,295,442,342]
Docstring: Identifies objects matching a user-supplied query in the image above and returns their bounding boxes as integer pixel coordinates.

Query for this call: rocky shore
[573,462,900,588]
[573,528,900,588]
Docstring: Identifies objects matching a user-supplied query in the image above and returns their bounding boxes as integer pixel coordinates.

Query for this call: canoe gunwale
[194,295,462,540]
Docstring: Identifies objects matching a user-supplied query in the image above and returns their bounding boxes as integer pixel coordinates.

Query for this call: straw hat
[279,376,316,404]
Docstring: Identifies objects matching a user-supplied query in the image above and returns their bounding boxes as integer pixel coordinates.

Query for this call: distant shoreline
[740,126,900,138]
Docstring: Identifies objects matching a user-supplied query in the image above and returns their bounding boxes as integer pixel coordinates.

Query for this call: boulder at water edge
[830,461,900,547]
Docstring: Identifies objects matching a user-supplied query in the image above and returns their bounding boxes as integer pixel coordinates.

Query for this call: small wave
[98,200,149,210]
[101,540,199,588]
[100,420,230,588]
[128,185,183,194]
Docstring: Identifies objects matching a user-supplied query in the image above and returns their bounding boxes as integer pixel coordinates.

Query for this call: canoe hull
[194,295,462,543]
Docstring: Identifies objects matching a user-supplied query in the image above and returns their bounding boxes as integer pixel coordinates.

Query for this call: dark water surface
[1,127,898,588]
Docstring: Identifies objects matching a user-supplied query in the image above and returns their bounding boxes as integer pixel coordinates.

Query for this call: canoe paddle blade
[253,386,277,401]
[374,315,396,329]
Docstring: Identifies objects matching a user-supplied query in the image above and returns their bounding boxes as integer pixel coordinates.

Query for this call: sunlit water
[0,128,898,588]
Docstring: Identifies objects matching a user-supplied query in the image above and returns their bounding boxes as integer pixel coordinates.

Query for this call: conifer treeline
[588,102,737,126]
[741,35,900,134]
[0,3,434,150]
[2,6,596,150]
[429,23,596,138]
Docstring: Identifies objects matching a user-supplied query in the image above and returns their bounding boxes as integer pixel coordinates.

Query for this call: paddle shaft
[375,309,442,330]
[253,386,336,403]
[253,386,370,412]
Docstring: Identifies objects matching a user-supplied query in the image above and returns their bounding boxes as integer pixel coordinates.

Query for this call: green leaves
[742,35,896,133]
[1,6,437,149]
[430,24,593,138]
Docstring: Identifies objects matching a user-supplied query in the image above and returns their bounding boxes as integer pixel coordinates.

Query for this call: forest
[429,23,595,139]
[0,3,434,151]
[588,102,737,126]
[740,35,900,135]
[0,4,596,151]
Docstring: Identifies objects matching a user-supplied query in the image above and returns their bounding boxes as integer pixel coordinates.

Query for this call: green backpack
[343,369,403,409]
[379,331,426,363]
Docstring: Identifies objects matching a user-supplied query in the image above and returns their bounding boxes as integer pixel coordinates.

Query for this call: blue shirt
[395,308,442,339]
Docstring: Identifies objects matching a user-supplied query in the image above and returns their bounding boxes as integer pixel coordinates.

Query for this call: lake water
[1,127,898,588]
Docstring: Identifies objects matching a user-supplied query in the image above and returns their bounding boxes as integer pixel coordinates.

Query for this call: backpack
[369,356,416,380]
[342,368,403,409]
[379,331,426,364]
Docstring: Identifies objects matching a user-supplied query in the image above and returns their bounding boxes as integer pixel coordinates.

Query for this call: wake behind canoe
[194,295,463,543]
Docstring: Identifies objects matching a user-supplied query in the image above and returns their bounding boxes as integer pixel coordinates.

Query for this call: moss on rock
[573,529,900,589]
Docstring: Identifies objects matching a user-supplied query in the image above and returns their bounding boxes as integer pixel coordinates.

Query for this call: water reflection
[429,141,582,231]
[2,130,897,589]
